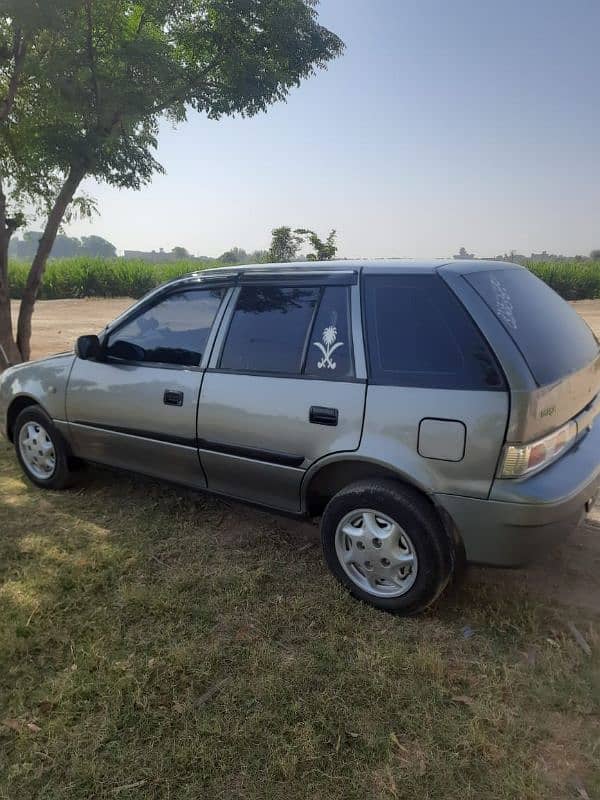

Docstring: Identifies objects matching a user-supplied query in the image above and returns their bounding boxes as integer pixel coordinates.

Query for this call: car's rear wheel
[14,406,75,490]
[320,479,454,614]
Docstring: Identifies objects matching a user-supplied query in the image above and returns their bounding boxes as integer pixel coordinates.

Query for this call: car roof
[105,258,523,332]
[169,258,522,286]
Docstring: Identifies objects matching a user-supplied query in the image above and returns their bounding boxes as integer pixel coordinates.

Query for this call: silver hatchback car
[1,260,599,613]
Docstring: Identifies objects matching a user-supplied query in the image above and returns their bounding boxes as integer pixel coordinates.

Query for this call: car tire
[14,406,76,490]
[320,479,454,615]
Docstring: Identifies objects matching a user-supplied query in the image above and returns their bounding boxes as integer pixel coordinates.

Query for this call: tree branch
[0,28,27,124]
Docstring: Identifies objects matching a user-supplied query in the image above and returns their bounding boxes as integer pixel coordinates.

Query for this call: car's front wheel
[320,480,454,615]
[14,406,75,490]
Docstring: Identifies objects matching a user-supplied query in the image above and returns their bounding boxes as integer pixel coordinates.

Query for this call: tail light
[499,420,577,479]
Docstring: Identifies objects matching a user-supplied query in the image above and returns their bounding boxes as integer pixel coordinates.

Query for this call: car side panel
[65,359,207,487]
[197,373,366,511]
[0,354,75,438]
[358,385,509,498]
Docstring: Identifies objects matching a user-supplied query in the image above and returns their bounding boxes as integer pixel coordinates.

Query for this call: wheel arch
[302,456,428,515]
[301,456,463,553]
[6,395,44,442]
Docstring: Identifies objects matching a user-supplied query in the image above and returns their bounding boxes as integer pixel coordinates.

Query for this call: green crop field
[7,258,600,301]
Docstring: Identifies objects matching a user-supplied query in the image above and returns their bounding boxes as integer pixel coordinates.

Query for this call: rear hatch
[464,267,600,442]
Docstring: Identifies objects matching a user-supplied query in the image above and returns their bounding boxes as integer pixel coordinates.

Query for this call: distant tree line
[10,232,116,260]
[10,226,339,265]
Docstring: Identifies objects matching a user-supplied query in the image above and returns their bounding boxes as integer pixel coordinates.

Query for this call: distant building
[453,247,475,260]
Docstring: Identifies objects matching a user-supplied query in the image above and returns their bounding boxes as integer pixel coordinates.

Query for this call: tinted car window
[466,268,599,386]
[363,274,505,390]
[304,286,354,378]
[106,289,224,367]
[220,286,320,374]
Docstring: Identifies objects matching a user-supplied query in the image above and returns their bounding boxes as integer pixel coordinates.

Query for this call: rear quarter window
[465,269,599,386]
[363,274,505,390]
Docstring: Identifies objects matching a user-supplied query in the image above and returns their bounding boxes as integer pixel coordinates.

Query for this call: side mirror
[107,339,145,362]
[75,334,101,361]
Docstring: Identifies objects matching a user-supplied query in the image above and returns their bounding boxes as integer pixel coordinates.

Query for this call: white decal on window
[314,325,344,370]
[491,277,517,330]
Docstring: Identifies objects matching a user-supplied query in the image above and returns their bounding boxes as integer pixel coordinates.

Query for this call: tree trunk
[0,179,20,369]
[16,163,86,361]
[0,231,20,369]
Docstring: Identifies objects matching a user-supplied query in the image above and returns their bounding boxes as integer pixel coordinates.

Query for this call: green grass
[1,441,599,799]
[8,258,600,301]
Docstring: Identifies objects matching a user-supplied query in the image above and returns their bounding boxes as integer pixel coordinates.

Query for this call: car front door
[66,285,228,488]
[196,273,367,512]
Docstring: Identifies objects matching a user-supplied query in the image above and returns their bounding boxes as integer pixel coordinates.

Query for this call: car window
[219,286,320,374]
[106,289,225,367]
[304,286,354,377]
[465,268,599,386]
[363,274,505,390]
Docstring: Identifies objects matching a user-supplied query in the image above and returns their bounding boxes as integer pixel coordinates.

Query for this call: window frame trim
[211,282,358,380]
[360,272,507,392]
[99,284,232,371]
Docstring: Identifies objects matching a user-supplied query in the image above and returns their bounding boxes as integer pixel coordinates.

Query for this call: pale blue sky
[65,0,600,258]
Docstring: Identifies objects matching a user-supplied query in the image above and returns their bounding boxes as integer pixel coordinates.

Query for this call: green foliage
[6,254,600,302]
[528,260,600,300]
[8,258,211,300]
[1,0,345,210]
[268,226,302,262]
[295,228,338,260]
[218,246,268,265]
[7,258,600,301]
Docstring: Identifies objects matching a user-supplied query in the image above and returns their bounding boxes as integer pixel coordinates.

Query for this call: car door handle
[163,390,184,407]
[309,406,338,426]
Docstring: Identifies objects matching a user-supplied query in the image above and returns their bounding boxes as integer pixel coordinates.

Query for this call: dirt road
[8,296,600,612]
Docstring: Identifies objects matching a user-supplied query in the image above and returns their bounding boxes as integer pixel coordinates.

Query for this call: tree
[590,249,600,261]
[0,1,344,366]
[171,246,190,260]
[8,231,117,259]
[295,228,337,260]
[51,234,81,259]
[219,246,247,265]
[268,226,302,263]
[80,235,116,258]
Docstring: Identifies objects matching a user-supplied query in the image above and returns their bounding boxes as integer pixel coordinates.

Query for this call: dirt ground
[10,297,134,360]
[8,296,600,613]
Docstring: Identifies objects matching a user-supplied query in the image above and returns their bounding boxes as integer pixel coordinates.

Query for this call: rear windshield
[466,268,598,386]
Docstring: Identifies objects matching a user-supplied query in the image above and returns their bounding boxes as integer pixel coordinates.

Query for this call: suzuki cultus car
[2,260,599,613]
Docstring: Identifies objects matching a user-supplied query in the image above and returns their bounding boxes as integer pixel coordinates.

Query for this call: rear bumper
[435,420,600,566]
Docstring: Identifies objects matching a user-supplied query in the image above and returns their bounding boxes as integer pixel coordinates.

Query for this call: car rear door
[66,285,229,488]
[196,271,366,512]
